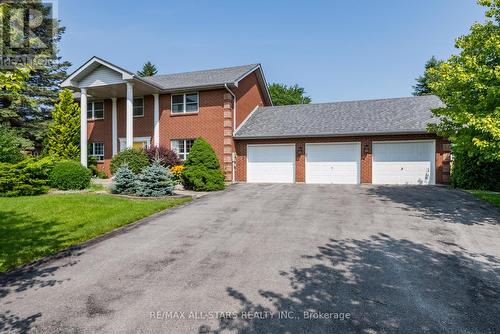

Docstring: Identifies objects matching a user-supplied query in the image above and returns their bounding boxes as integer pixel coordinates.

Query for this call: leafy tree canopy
[428,0,500,162]
[412,56,444,96]
[268,83,312,105]
[137,61,158,77]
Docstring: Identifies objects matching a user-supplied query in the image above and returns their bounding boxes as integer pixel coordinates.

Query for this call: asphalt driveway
[1,184,499,333]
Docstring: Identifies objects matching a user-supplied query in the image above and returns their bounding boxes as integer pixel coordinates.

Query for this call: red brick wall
[235,134,451,184]
[87,99,112,173]
[158,90,226,172]
[233,71,267,128]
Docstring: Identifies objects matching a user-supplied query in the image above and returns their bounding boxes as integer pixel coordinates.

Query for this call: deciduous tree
[268,83,311,105]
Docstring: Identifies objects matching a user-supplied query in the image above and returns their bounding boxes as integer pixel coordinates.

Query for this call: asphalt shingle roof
[234,95,445,138]
[142,64,259,90]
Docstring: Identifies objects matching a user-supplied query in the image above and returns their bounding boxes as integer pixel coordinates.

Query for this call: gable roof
[61,56,162,89]
[62,57,272,104]
[234,95,445,139]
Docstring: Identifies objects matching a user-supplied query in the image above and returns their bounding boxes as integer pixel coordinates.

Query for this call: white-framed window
[89,142,104,161]
[171,139,195,160]
[87,101,104,120]
[133,98,144,117]
[171,92,199,114]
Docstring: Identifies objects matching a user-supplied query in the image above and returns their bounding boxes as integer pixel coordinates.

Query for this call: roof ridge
[258,95,439,109]
[144,63,259,79]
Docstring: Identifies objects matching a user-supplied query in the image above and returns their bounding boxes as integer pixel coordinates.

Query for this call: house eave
[233,130,434,140]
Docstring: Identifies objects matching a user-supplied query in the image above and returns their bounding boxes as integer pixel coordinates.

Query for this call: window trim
[133,97,144,117]
[171,92,199,115]
[89,142,105,162]
[171,139,195,160]
[87,100,105,120]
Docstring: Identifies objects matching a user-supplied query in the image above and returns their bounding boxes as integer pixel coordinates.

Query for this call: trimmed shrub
[111,165,137,194]
[144,146,182,167]
[49,160,91,190]
[135,161,176,197]
[0,157,55,197]
[182,138,225,191]
[451,152,500,191]
[110,148,149,174]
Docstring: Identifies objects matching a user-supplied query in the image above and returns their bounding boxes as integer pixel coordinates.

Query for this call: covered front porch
[61,57,163,167]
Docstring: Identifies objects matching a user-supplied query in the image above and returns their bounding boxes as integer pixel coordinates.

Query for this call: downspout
[224,84,237,183]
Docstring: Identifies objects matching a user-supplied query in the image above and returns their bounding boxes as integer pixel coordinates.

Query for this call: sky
[58,0,485,103]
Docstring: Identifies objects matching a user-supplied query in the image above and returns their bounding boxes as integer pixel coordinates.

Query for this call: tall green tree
[268,83,312,105]
[137,61,158,77]
[0,1,71,148]
[44,89,80,160]
[427,0,500,162]
[412,56,443,96]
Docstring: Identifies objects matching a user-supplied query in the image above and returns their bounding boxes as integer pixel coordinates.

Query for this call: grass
[0,193,191,272]
[468,190,500,208]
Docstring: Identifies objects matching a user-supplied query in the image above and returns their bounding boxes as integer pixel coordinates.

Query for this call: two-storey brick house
[62,57,450,185]
[62,57,272,181]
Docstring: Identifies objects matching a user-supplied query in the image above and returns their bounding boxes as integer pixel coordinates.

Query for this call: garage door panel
[247,145,295,183]
[306,143,360,184]
[372,141,435,185]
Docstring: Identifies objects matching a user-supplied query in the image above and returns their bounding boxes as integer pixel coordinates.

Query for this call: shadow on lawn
[199,234,500,334]
[366,186,500,226]
[0,211,81,333]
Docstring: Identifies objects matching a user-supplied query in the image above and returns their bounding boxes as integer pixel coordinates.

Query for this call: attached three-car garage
[234,96,450,185]
[244,140,438,185]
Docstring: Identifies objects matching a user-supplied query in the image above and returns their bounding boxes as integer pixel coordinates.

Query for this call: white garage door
[372,140,435,185]
[247,144,295,183]
[306,143,360,184]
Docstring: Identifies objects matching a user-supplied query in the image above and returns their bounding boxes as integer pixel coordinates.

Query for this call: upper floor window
[171,93,199,114]
[171,139,195,160]
[133,98,144,117]
[87,101,104,120]
[89,142,104,161]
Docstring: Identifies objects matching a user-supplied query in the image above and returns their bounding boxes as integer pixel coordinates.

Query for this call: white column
[111,97,118,156]
[153,93,160,147]
[80,88,88,167]
[126,82,134,148]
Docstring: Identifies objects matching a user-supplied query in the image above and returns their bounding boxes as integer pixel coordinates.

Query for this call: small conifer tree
[44,89,80,160]
[111,164,137,194]
[182,138,225,191]
[135,160,175,197]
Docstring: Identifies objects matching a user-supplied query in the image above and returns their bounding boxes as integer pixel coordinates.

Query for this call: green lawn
[0,194,191,272]
[468,190,500,208]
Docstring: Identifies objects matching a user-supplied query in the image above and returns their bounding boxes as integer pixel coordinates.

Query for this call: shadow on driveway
[365,186,500,226]
[200,234,500,334]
